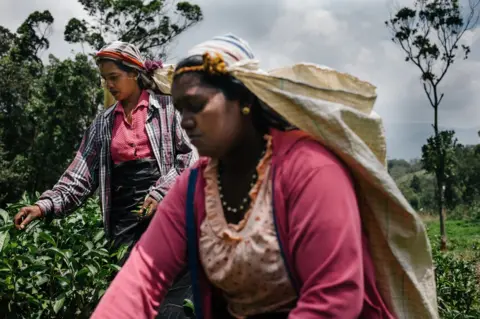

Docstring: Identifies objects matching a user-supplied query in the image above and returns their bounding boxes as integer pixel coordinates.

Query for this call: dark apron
[110,158,193,319]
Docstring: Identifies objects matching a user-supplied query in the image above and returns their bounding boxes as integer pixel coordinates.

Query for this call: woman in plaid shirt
[14,41,197,318]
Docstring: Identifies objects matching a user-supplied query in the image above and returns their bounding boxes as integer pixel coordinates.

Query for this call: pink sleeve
[91,169,190,319]
[287,163,364,319]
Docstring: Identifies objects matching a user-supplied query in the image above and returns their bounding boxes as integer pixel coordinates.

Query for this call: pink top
[200,136,297,317]
[111,90,154,164]
[92,129,396,319]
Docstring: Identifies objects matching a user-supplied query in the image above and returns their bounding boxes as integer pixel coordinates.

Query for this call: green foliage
[410,175,422,193]
[11,11,54,64]
[0,1,203,207]
[426,217,480,252]
[386,0,480,248]
[64,0,203,57]
[422,131,458,176]
[0,2,203,317]
[183,298,195,318]
[434,250,480,318]
[0,11,103,207]
[386,0,478,86]
[0,51,102,207]
[389,132,480,217]
[455,144,480,205]
[422,130,460,209]
[25,54,103,194]
[389,160,436,211]
[425,218,480,318]
[0,195,123,318]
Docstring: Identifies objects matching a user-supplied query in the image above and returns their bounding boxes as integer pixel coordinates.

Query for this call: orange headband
[96,51,144,70]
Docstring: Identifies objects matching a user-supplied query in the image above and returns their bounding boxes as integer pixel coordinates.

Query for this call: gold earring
[241,106,250,115]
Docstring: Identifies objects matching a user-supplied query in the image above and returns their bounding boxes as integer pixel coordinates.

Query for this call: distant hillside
[388,143,480,214]
[388,158,436,211]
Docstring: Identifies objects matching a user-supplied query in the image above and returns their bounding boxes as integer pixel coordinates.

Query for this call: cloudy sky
[1,0,479,159]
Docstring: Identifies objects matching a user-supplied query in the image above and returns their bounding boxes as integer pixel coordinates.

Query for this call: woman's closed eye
[175,100,206,114]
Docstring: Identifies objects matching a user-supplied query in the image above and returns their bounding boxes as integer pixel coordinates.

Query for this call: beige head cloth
[173,34,439,318]
[96,41,175,107]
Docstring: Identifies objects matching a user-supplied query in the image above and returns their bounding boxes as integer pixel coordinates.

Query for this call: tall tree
[0,11,54,206]
[64,0,203,58]
[0,27,15,57]
[0,10,102,206]
[386,0,480,250]
[26,54,102,194]
[10,10,54,64]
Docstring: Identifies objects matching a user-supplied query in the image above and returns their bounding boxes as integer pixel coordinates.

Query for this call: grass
[424,216,480,259]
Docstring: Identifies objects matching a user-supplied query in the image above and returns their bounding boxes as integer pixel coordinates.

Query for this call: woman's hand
[142,196,159,218]
[14,205,44,230]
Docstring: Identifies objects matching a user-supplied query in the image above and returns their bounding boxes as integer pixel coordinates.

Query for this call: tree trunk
[433,101,447,251]
[437,173,447,251]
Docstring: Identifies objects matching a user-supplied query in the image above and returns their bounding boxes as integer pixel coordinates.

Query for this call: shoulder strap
[271,164,300,295]
[186,168,203,319]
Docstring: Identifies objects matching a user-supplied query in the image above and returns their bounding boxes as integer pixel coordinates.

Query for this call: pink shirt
[92,129,395,319]
[111,90,154,164]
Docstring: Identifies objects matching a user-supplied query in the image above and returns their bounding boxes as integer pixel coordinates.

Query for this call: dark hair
[97,58,150,90]
[173,56,293,133]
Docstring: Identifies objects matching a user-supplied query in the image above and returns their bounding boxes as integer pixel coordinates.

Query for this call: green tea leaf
[0,231,10,253]
[24,264,48,274]
[25,219,41,233]
[27,294,42,306]
[109,264,121,272]
[47,247,66,259]
[53,294,65,314]
[98,289,106,299]
[76,267,90,279]
[183,298,195,316]
[39,232,56,247]
[86,264,98,275]
[116,244,129,262]
[36,275,49,286]
[0,208,9,224]
[55,275,70,287]
[0,224,11,232]
[93,230,105,243]
[84,241,94,250]
[93,248,109,257]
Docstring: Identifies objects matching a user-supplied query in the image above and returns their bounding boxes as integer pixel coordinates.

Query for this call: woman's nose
[106,81,115,90]
[180,111,195,131]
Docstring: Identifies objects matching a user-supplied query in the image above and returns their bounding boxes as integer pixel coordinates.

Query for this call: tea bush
[0,195,125,318]
[2,195,480,318]
[432,241,480,318]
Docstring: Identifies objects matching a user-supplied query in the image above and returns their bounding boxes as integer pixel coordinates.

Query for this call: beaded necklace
[217,147,266,214]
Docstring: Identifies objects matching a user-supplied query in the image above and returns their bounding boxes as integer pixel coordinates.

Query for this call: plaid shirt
[36,91,198,235]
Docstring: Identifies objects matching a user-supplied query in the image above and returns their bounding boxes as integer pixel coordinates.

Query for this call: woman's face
[171,73,247,158]
[99,61,138,101]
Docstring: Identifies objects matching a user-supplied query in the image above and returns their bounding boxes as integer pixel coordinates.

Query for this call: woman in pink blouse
[14,41,197,318]
[92,35,397,318]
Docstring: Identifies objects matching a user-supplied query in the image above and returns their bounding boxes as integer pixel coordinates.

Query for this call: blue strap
[271,164,300,295]
[186,168,203,319]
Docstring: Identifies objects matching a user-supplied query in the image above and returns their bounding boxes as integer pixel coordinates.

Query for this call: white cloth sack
[224,60,439,319]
